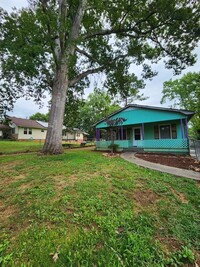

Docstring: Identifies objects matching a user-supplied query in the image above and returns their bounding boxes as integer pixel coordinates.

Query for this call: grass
[0,149,199,266]
[0,140,43,154]
[0,140,94,154]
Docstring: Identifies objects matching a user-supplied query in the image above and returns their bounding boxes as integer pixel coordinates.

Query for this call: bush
[108,143,119,153]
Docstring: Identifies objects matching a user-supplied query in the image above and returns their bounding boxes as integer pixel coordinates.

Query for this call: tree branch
[69,67,103,87]
[83,11,157,40]
[76,47,95,61]
[70,0,87,40]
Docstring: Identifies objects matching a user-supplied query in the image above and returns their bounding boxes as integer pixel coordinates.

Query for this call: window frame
[159,124,172,139]
[24,128,28,135]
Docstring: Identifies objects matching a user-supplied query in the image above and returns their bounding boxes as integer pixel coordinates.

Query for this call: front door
[133,128,141,146]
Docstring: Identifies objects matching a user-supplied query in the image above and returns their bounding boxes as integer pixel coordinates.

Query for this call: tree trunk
[42,63,68,154]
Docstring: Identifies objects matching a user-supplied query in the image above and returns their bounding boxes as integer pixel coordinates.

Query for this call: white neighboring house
[38,121,87,142]
[7,117,87,141]
[9,117,47,140]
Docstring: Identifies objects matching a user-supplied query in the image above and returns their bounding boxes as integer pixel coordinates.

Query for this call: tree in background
[75,89,120,137]
[29,112,49,122]
[161,72,200,139]
[0,1,200,154]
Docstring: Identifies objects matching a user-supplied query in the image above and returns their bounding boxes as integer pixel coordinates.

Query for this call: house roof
[37,121,88,134]
[9,117,45,129]
[36,121,48,129]
[94,104,195,126]
[0,124,11,130]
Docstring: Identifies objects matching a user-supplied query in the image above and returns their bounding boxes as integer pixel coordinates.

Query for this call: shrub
[108,143,119,153]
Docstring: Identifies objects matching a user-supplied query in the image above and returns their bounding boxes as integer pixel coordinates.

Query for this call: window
[41,129,44,133]
[160,125,171,139]
[12,128,15,134]
[28,128,32,135]
[24,128,27,135]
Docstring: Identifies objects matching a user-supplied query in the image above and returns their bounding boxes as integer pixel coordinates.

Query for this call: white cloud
[0,0,28,11]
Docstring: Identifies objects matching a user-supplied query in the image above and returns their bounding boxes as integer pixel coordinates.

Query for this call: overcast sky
[1,0,199,118]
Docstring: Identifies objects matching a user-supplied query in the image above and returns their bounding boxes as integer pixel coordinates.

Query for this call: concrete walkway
[121,152,200,181]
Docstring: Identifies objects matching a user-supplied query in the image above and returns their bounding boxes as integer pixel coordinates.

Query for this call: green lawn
[0,150,199,266]
[0,140,94,154]
[0,140,43,154]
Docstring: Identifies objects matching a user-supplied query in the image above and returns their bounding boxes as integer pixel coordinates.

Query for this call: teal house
[94,104,194,154]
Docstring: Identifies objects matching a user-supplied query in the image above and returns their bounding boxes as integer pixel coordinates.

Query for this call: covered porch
[96,119,189,154]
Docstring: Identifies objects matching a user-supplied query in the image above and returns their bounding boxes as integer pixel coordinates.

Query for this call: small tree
[106,117,127,154]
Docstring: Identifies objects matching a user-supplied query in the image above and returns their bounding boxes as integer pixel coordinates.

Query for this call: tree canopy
[161,72,200,139]
[0,0,200,153]
[29,112,49,122]
[72,89,120,136]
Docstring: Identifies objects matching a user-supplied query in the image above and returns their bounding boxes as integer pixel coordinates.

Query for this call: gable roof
[9,117,45,129]
[94,104,195,126]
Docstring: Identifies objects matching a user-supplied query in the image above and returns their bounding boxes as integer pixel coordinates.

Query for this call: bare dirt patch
[131,189,160,207]
[53,174,78,190]
[135,153,200,172]
[0,200,19,225]
[18,182,32,192]
[0,174,27,188]
[156,236,182,253]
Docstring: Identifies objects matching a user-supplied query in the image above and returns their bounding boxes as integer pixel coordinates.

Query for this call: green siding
[144,120,183,140]
[96,108,186,128]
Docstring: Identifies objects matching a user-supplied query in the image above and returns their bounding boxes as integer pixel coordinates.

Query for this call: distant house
[38,120,88,142]
[9,117,47,140]
[7,116,87,142]
[94,104,194,154]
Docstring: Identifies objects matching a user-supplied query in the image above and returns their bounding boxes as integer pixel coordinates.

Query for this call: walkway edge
[121,152,200,181]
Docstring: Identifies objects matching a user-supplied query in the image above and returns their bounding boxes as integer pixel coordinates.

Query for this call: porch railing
[137,139,188,149]
[96,139,189,150]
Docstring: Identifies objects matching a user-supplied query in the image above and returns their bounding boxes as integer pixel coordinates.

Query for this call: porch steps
[123,147,144,153]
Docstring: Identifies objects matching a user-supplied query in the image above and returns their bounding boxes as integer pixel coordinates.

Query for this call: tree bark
[42,63,68,154]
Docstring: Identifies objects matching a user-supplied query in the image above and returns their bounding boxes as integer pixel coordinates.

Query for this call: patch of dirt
[131,189,160,207]
[53,174,78,189]
[18,182,32,192]
[0,200,19,225]
[0,174,27,188]
[0,160,23,171]
[156,236,182,253]
[135,153,200,172]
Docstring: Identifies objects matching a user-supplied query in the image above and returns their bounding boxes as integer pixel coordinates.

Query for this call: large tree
[0,0,199,154]
[161,72,200,139]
